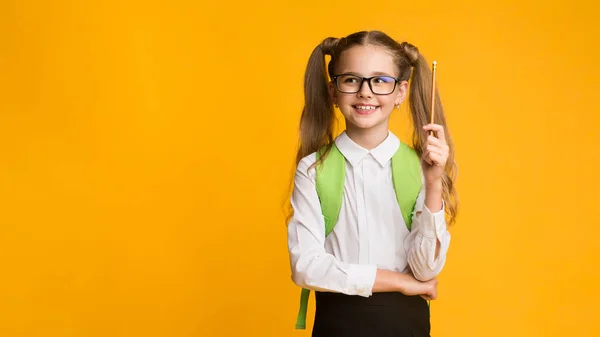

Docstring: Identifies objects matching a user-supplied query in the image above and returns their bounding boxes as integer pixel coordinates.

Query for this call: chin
[343,111,388,129]
[347,117,386,130]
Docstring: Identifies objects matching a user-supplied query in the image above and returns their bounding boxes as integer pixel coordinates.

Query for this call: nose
[357,79,372,98]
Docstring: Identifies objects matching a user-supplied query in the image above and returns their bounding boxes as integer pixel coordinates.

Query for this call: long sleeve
[287,154,377,297]
[404,185,451,281]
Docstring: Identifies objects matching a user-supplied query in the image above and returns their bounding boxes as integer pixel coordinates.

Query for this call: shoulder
[386,131,418,157]
[295,136,344,180]
[397,141,418,155]
[393,141,421,166]
[295,152,318,180]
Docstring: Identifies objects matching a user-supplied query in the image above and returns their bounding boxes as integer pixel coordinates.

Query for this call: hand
[421,124,449,185]
[419,279,438,301]
[399,274,438,300]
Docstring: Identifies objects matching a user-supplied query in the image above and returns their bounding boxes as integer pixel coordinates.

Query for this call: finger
[425,135,447,148]
[423,148,445,166]
[422,123,443,132]
[422,149,435,165]
[425,143,449,158]
[427,152,446,167]
[423,146,441,160]
[424,150,448,167]
[422,124,446,141]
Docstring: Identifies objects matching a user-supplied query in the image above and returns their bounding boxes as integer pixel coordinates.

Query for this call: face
[329,45,408,132]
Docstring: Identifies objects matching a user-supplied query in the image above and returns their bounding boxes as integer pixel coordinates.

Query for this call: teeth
[356,106,377,110]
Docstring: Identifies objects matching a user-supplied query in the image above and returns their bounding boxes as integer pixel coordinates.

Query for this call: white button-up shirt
[287,131,450,297]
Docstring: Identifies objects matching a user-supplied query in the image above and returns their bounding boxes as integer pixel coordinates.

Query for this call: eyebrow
[340,71,396,77]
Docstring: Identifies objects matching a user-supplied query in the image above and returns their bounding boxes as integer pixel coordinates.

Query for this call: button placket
[354,160,369,264]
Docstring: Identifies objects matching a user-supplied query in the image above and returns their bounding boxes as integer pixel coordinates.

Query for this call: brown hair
[292,30,458,226]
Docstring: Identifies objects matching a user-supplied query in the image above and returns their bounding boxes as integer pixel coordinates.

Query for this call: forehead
[335,45,398,76]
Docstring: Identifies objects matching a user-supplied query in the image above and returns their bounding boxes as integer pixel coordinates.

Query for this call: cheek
[379,96,397,107]
[336,94,352,104]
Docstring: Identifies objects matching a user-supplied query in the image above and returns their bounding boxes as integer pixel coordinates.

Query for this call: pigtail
[295,37,339,167]
[285,38,339,224]
[401,42,459,226]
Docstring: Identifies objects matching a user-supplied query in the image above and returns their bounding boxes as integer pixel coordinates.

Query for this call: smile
[352,105,380,115]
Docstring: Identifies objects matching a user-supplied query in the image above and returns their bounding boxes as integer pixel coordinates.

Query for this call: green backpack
[294,141,422,329]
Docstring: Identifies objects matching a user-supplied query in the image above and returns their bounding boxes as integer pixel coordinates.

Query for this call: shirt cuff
[345,264,377,297]
[419,202,446,239]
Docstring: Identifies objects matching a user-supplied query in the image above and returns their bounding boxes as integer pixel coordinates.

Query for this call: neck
[345,121,390,150]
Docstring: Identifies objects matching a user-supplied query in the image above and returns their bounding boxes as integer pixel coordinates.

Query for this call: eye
[342,76,360,84]
[373,76,395,84]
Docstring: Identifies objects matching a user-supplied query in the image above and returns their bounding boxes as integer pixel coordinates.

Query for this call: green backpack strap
[295,288,311,329]
[315,144,346,236]
[391,142,422,230]
[295,144,345,330]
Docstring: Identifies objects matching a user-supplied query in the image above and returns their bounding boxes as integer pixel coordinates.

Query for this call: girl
[287,30,458,337]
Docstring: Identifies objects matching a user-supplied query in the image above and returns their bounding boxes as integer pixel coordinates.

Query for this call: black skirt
[312,291,431,337]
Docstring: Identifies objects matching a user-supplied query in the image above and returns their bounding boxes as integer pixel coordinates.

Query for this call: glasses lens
[336,75,362,93]
[370,76,396,95]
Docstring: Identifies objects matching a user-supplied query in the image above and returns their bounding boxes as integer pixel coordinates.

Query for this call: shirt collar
[334,131,400,167]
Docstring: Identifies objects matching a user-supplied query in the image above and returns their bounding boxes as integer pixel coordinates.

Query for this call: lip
[352,104,380,115]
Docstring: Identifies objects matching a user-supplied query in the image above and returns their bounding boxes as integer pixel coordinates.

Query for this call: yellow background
[1,0,599,336]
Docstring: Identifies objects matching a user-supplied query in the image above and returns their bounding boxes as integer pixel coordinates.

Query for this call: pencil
[429,61,437,136]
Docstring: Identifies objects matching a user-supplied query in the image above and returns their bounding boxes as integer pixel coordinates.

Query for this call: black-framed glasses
[331,74,400,95]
